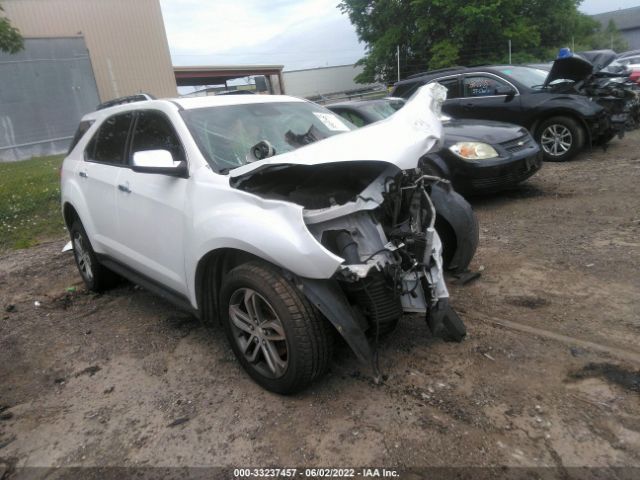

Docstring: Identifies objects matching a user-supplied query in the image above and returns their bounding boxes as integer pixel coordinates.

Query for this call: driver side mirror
[132,150,188,178]
[495,85,516,97]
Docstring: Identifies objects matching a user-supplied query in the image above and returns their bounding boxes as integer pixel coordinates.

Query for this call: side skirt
[96,254,199,318]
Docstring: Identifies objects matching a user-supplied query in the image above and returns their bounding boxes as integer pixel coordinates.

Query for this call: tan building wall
[3,0,177,101]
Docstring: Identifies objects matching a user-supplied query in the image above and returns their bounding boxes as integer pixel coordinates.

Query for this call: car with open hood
[61,84,468,394]
[327,98,542,196]
[391,61,640,161]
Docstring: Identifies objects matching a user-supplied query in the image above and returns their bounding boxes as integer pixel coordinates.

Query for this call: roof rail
[406,66,466,79]
[96,93,156,111]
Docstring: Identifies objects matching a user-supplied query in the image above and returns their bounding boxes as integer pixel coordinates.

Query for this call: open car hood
[229,83,446,180]
[544,55,594,86]
[544,50,619,86]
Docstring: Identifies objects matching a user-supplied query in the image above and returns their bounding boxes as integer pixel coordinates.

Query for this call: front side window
[463,76,509,97]
[130,111,185,162]
[86,112,133,164]
[181,101,354,172]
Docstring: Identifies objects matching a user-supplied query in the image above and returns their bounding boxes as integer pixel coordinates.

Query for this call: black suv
[391,65,613,161]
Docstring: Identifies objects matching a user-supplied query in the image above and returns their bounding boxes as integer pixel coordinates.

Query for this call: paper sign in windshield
[313,112,351,132]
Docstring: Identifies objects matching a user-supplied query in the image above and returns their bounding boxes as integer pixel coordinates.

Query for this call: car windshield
[181,101,355,172]
[358,101,399,120]
[496,66,549,88]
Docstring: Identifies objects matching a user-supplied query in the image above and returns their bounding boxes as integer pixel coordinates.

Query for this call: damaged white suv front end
[61,83,467,394]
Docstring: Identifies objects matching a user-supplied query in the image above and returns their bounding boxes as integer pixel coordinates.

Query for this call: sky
[159,0,640,74]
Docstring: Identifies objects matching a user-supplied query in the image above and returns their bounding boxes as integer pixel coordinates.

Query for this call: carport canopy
[174,65,285,93]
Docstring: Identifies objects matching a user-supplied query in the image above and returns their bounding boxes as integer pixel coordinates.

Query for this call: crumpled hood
[544,50,619,86]
[229,83,446,179]
[544,55,594,86]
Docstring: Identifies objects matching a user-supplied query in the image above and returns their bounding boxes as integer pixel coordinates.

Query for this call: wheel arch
[530,110,591,146]
[194,247,266,324]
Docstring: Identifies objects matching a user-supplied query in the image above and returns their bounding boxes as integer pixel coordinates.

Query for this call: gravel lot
[1,132,639,477]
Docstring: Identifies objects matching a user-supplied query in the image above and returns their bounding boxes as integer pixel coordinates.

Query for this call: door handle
[118,184,131,193]
[463,103,474,110]
[78,171,88,178]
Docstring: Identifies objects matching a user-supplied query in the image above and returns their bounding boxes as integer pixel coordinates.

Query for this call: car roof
[84,94,308,120]
[394,65,531,85]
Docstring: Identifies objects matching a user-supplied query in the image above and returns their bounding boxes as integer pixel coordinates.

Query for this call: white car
[61,84,466,393]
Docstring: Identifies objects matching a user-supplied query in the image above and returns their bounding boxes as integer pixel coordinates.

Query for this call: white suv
[61,85,467,393]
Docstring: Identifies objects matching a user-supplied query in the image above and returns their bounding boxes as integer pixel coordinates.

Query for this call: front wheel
[219,261,333,394]
[536,116,584,162]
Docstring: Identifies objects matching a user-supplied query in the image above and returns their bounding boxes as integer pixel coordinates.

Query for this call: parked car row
[59,48,638,395]
[390,50,640,162]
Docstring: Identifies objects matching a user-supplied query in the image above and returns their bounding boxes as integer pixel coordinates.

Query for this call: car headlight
[449,142,498,160]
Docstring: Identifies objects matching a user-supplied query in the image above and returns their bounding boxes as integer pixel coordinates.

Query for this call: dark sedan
[327,98,542,196]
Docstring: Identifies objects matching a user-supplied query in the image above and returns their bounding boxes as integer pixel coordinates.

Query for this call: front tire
[219,261,333,394]
[536,116,584,162]
[69,220,119,292]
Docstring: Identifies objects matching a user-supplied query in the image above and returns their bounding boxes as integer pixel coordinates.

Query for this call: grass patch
[0,155,66,250]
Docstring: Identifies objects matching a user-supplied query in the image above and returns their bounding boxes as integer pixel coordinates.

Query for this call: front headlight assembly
[449,142,498,160]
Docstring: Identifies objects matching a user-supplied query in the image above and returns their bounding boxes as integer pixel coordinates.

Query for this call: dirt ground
[1,132,639,478]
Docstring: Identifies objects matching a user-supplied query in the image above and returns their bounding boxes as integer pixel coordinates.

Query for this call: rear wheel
[219,261,333,394]
[536,116,584,162]
[69,220,119,292]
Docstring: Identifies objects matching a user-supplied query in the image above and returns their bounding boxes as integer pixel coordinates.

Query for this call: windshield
[358,101,398,120]
[181,101,355,171]
[496,66,549,88]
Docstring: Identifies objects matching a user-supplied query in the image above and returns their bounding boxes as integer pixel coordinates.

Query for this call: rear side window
[68,120,94,154]
[85,112,134,164]
[436,77,460,99]
[130,110,185,162]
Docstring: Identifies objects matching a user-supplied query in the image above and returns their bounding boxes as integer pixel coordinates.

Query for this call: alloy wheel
[540,124,573,157]
[228,288,289,379]
[73,232,93,282]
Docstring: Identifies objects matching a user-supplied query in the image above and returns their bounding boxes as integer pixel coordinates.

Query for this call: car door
[79,112,134,256]
[114,109,189,295]
[456,73,521,123]
[433,75,464,117]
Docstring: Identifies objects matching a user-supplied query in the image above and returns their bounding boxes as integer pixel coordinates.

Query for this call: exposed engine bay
[545,51,640,138]
[232,160,466,378]
[228,82,465,378]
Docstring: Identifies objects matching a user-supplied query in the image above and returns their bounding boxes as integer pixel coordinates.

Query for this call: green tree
[0,3,23,54]
[339,0,601,83]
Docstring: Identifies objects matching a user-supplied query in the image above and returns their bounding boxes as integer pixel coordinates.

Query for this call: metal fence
[0,37,100,162]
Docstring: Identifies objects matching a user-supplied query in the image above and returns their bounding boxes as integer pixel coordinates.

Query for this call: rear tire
[69,220,120,292]
[536,116,584,162]
[219,261,333,394]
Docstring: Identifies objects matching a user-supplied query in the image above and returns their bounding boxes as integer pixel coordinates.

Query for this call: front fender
[431,184,479,273]
[185,187,344,306]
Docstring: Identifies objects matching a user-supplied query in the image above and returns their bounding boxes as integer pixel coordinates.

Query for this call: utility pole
[572,36,575,52]
[508,39,512,64]
[397,45,400,82]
